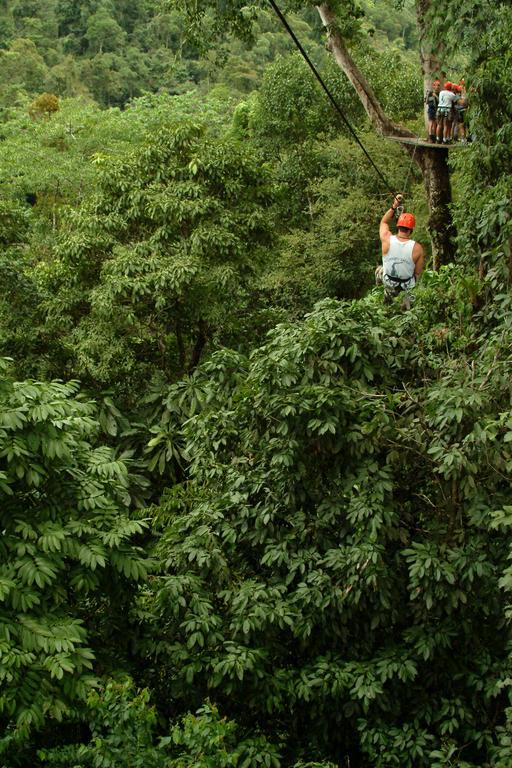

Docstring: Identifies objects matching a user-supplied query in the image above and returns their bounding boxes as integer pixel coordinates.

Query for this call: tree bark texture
[416,0,444,131]
[188,319,208,373]
[315,1,455,268]
[416,148,456,268]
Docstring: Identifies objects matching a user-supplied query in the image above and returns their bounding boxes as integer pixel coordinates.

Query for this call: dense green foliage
[42,120,274,389]
[38,680,288,768]
[0,360,148,753]
[0,1,326,108]
[139,277,512,766]
[0,0,511,766]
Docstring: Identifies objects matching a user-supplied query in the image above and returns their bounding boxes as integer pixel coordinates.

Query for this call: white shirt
[438,90,458,109]
[383,236,416,287]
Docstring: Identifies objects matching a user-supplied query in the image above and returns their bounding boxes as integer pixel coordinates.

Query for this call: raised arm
[380,195,402,242]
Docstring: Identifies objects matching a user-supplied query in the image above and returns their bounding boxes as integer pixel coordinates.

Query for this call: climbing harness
[268,0,397,201]
[386,275,412,286]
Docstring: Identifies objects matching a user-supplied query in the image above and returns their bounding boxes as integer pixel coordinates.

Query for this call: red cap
[397,212,416,230]
[444,81,453,90]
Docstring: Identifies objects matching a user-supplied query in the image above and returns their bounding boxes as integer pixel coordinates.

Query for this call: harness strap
[385,274,414,285]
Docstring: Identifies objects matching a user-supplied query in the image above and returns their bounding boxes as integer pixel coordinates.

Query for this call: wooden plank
[386,135,464,149]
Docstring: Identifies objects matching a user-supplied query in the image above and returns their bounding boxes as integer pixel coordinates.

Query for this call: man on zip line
[375,195,425,308]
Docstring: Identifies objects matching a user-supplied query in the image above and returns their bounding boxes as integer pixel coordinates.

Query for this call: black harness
[385,274,414,285]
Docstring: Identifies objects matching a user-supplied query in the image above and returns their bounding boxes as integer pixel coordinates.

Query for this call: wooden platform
[387,135,464,149]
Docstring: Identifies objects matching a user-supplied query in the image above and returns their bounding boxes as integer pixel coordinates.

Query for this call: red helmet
[433,79,441,86]
[397,212,416,230]
[453,84,462,93]
[444,81,453,90]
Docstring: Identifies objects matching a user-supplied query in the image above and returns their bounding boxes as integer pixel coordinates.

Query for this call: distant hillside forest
[0,0,418,106]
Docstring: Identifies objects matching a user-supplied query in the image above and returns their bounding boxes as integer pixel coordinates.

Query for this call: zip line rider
[376,196,425,305]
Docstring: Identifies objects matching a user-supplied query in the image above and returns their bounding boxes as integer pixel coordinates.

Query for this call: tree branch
[315,2,415,139]
[188,318,208,373]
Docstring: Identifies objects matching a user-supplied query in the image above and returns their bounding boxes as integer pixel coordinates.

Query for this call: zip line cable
[268,0,396,198]
[400,140,418,200]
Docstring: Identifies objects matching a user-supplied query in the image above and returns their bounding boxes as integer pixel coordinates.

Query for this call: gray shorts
[436,106,453,122]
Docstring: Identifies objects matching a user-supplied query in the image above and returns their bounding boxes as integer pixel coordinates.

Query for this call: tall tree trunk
[316,1,456,268]
[415,148,456,268]
[416,0,443,132]
[188,319,208,373]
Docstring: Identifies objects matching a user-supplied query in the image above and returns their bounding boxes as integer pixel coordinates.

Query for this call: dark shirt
[425,90,439,107]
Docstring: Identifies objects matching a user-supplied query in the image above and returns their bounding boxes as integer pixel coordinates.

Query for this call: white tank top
[383,235,416,280]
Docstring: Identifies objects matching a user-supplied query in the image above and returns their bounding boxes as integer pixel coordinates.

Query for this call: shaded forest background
[0,0,419,105]
[1,1,512,767]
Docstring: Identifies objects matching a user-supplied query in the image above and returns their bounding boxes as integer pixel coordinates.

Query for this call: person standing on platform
[425,79,441,143]
[436,82,459,144]
[454,82,468,143]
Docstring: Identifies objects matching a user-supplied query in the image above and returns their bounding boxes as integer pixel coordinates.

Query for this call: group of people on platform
[425,79,468,144]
